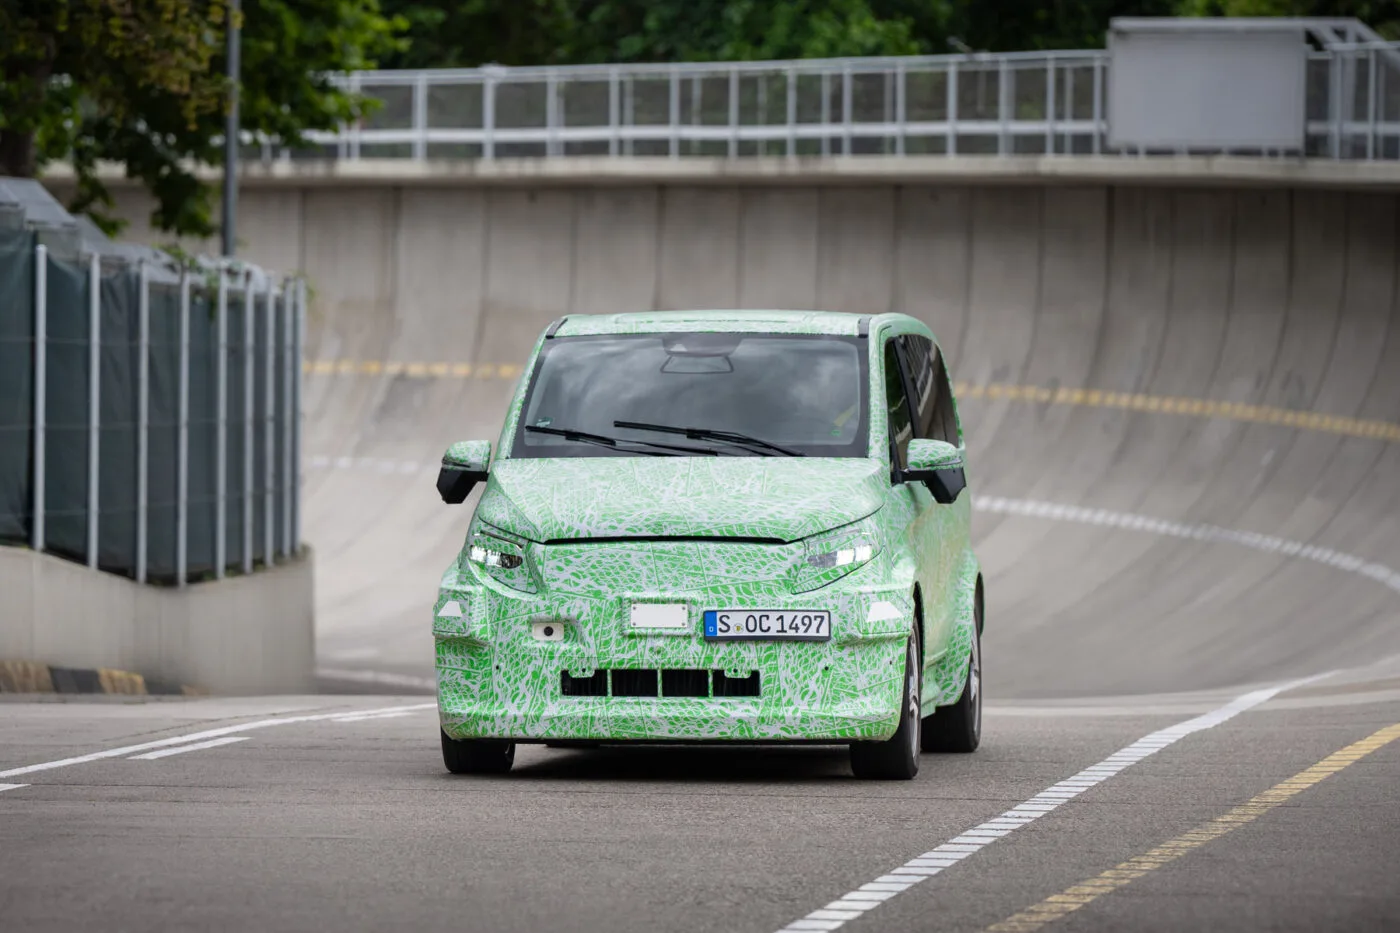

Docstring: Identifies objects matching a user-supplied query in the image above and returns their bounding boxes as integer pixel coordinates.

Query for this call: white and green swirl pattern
[436,310,981,743]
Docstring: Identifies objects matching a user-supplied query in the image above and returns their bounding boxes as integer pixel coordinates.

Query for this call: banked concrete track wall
[114,181,1400,700]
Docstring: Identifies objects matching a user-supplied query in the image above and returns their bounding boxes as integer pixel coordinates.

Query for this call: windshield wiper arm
[524,425,717,456]
[613,421,804,457]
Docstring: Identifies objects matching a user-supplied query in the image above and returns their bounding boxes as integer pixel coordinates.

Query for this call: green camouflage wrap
[436,310,980,743]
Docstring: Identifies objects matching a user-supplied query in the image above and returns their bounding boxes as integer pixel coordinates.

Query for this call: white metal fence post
[998,58,1011,155]
[242,273,254,573]
[176,271,190,585]
[842,63,852,155]
[31,244,48,552]
[608,67,620,156]
[215,270,228,578]
[546,70,560,157]
[669,68,680,158]
[136,261,150,583]
[947,62,959,155]
[292,279,305,552]
[413,72,428,161]
[728,67,739,157]
[786,67,797,156]
[483,75,496,159]
[87,253,100,567]
[1092,56,1103,154]
[281,281,294,556]
[263,280,275,564]
[895,62,906,155]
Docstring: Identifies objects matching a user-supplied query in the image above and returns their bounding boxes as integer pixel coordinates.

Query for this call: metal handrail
[245,44,1400,163]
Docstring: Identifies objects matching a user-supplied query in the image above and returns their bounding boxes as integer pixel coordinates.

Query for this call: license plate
[703,610,831,641]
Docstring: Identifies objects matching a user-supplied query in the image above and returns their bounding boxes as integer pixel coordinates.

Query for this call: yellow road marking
[984,722,1400,933]
[952,380,1400,444]
[296,361,1400,444]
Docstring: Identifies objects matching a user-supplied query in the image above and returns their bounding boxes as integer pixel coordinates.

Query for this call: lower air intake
[712,670,760,697]
[560,670,607,697]
[661,669,709,698]
[610,669,660,697]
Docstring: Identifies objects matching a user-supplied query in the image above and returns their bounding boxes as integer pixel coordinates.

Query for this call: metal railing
[252,44,1400,164]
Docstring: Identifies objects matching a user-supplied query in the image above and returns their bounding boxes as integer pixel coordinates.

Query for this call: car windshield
[511,332,868,458]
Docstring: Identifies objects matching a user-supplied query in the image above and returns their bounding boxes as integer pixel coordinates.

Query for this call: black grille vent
[713,670,761,697]
[610,669,660,697]
[561,668,762,698]
[560,670,607,696]
[662,668,709,698]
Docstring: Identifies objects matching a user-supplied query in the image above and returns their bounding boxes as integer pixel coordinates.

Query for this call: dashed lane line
[0,784,28,794]
[300,361,1400,444]
[984,720,1400,933]
[773,673,1328,933]
[128,736,249,761]
[0,703,436,783]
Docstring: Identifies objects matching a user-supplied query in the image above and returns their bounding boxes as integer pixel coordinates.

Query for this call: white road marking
[0,703,436,782]
[128,737,249,760]
[316,667,438,691]
[306,455,432,475]
[0,784,29,794]
[975,496,1400,595]
[773,673,1328,933]
[331,710,416,723]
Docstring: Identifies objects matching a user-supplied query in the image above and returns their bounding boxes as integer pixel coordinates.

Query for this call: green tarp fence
[0,225,302,584]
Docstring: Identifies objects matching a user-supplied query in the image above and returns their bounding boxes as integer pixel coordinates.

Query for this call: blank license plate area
[704,610,831,640]
[630,603,689,630]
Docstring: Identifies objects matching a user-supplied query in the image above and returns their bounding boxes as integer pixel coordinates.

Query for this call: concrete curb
[0,660,206,696]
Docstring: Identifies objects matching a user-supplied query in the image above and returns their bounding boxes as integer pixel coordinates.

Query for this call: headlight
[468,543,523,569]
[807,542,875,570]
[463,523,536,593]
[791,519,881,593]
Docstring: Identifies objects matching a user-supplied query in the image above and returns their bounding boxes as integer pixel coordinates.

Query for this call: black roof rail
[545,316,568,338]
[857,315,872,337]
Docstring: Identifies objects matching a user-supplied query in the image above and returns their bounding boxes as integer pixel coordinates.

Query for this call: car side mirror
[902,438,967,505]
[437,440,491,504]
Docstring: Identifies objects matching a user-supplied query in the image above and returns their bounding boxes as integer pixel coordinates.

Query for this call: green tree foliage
[0,0,403,236]
[1178,0,1400,36]
[377,0,1399,69]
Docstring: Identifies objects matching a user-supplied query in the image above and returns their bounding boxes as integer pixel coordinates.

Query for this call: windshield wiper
[613,421,804,457]
[525,425,717,456]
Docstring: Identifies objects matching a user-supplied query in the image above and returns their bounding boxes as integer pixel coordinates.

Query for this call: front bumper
[434,562,913,743]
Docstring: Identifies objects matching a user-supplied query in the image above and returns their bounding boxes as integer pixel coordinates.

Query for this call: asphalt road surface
[3,671,1399,932]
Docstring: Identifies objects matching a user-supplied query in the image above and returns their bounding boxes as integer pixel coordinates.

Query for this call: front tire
[850,635,921,780]
[441,730,515,774]
[921,606,982,754]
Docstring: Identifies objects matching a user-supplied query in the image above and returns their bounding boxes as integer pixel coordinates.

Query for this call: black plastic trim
[544,316,568,338]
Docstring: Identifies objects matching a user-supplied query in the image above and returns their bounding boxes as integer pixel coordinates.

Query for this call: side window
[931,347,961,445]
[884,339,914,468]
[902,334,961,446]
[901,335,938,441]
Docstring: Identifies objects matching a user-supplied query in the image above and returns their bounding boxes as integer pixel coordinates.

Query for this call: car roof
[552,309,885,338]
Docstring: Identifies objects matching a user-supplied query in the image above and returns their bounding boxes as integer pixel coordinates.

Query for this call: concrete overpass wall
[91,172,1400,699]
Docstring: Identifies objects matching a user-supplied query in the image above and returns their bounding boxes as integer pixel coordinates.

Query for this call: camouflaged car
[433,310,983,779]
